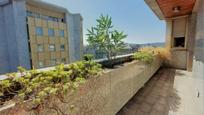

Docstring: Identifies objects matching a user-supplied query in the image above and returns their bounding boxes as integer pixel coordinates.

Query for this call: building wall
[0,7,10,73]
[0,0,83,74]
[192,0,204,108]
[0,0,31,74]
[26,4,69,68]
[164,17,189,69]
[66,13,83,62]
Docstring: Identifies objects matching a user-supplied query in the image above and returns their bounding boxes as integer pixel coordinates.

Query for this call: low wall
[164,49,187,70]
[0,56,162,115]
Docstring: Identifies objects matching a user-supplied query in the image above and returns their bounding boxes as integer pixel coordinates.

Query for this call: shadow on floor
[117,68,181,115]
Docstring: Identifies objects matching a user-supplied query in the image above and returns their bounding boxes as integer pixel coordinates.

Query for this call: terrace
[117,68,202,115]
[0,0,204,115]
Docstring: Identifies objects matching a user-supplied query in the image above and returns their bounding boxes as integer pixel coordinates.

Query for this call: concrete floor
[117,68,204,115]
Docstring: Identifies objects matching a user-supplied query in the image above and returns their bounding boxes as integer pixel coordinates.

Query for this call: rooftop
[117,68,204,115]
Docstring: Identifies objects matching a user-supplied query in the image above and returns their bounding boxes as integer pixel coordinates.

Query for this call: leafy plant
[83,54,94,61]
[134,52,154,64]
[0,60,102,114]
[139,47,171,61]
[87,14,127,62]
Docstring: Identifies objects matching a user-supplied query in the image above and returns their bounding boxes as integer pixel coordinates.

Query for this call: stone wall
[0,56,162,115]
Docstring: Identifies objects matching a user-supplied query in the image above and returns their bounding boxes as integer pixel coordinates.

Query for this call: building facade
[145,0,198,71]
[0,0,83,74]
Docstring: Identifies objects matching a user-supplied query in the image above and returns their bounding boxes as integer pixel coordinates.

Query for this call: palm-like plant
[87,15,127,61]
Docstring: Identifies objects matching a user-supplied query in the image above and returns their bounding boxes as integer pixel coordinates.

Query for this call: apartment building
[0,0,83,74]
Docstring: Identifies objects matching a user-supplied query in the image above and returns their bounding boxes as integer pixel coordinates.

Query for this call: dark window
[26,11,33,17]
[61,58,66,63]
[50,59,56,66]
[60,44,65,51]
[174,37,185,48]
[35,13,40,18]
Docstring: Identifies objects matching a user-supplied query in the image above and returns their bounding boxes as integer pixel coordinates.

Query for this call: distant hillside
[137,42,165,47]
[83,42,165,59]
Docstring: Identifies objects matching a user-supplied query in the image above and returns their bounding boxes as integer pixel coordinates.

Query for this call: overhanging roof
[145,0,196,20]
[144,0,164,20]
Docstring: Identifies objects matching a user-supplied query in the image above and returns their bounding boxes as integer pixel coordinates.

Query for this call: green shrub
[134,51,154,64]
[0,61,102,110]
[83,54,94,61]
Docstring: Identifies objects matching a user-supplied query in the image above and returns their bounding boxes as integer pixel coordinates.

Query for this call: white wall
[193,0,204,111]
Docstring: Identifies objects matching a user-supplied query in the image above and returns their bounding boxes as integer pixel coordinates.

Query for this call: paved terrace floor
[117,68,204,115]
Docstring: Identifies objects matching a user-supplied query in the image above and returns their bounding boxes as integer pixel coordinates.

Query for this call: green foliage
[0,61,102,108]
[65,61,102,80]
[83,54,94,61]
[87,14,127,61]
[134,52,154,64]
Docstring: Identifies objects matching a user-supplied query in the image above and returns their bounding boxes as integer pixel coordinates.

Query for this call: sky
[43,0,166,45]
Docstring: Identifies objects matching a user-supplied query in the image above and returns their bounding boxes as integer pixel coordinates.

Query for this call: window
[36,27,43,36]
[37,44,43,52]
[35,13,40,18]
[53,17,58,22]
[173,37,185,48]
[26,11,33,17]
[48,28,55,36]
[49,44,55,51]
[50,59,56,66]
[60,44,65,51]
[38,61,44,68]
[61,58,66,64]
[48,16,58,22]
[59,30,65,37]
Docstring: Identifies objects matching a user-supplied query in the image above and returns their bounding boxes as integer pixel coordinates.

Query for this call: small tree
[87,15,127,61]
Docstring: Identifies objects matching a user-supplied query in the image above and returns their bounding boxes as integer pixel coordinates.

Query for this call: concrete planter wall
[0,56,162,115]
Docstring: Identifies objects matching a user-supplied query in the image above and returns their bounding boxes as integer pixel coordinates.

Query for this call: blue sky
[43,0,166,44]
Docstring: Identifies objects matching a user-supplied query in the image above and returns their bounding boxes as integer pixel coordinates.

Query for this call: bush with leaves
[87,14,127,61]
[83,54,94,61]
[0,61,101,113]
[134,52,154,64]
[139,47,171,61]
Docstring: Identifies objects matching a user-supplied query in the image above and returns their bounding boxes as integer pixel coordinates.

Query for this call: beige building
[26,3,70,68]
[0,0,83,73]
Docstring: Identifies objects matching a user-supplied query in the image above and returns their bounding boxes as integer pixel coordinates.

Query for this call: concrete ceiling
[156,0,196,18]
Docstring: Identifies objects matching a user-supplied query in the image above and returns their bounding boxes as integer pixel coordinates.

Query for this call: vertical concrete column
[0,7,10,74]
[12,0,31,70]
[0,0,31,74]
[66,13,83,63]
[165,19,173,49]
[186,13,197,71]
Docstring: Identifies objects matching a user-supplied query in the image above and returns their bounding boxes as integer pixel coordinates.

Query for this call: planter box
[0,56,162,115]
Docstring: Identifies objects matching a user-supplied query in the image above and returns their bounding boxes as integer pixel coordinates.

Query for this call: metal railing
[0,54,135,80]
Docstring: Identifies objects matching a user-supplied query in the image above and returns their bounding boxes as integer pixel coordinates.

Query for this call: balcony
[0,49,203,115]
[0,0,204,115]
[118,68,203,115]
